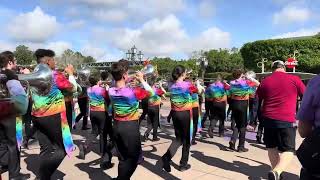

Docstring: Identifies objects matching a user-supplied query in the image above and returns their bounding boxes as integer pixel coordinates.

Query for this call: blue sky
[0,0,319,61]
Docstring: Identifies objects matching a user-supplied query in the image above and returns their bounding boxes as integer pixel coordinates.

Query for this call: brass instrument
[128,64,155,79]
[17,63,53,96]
[77,67,91,87]
[0,64,53,101]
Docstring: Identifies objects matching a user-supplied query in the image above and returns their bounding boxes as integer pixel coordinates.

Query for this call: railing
[81,61,144,68]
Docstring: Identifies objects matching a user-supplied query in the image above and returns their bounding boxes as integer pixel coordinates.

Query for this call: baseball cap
[272,60,285,68]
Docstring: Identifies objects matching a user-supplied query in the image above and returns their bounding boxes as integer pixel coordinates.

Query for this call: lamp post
[257,58,268,73]
[126,45,144,63]
[196,53,208,79]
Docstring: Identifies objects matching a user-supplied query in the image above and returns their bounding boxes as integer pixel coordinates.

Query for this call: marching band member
[78,71,113,170]
[108,60,154,180]
[190,78,202,145]
[207,75,230,138]
[143,77,165,141]
[31,49,75,180]
[75,75,89,130]
[0,51,30,180]
[228,69,257,152]
[161,65,197,172]
[201,81,213,128]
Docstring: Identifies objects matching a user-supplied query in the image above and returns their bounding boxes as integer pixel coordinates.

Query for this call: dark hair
[111,61,129,81]
[171,65,186,81]
[232,69,243,79]
[34,49,55,63]
[89,74,99,87]
[148,76,157,86]
[100,71,108,81]
[0,51,15,68]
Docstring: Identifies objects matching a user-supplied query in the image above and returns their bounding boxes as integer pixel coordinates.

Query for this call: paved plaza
[2,101,302,180]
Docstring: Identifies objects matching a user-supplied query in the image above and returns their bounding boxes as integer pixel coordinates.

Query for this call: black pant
[300,168,320,180]
[33,114,66,180]
[0,117,21,178]
[249,98,258,125]
[163,110,191,166]
[201,101,212,127]
[230,100,248,148]
[65,101,73,130]
[22,100,36,140]
[75,97,88,128]
[145,106,160,139]
[192,107,199,140]
[113,120,141,180]
[209,101,226,135]
[86,111,112,163]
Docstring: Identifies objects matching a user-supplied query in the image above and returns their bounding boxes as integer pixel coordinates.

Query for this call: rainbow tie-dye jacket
[170,81,197,111]
[148,86,165,107]
[88,85,108,112]
[205,82,230,102]
[31,70,73,117]
[229,79,255,100]
[109,84,153,121]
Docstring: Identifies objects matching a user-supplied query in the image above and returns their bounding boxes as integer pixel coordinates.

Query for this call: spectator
[257,60,305,180]
[297,75,320,179]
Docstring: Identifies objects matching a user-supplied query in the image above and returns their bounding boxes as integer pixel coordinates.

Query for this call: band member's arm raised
[54,71,73,92]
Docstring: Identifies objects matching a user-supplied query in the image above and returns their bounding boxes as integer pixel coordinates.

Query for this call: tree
[14,45,34,65]
[58,49,97,69]
[240,34,320,73]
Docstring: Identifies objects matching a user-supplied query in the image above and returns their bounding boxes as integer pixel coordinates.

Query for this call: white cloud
[8,6,60,43]
[0,41,16,52]
[69,20,86,29]
[92,9,127,22]
[46,41,72,56]
[273,6,311,25]
[81,44,108,61]
[271,27,320,39]
[93,14,230,57]
[77,0,124,7]
[185,27,231,52]
[199,0,216,18]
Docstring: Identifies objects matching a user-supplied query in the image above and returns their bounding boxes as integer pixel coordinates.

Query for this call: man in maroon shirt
[257,60,305,180]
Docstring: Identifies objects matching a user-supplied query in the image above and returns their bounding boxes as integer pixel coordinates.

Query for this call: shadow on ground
[191,150,299,180]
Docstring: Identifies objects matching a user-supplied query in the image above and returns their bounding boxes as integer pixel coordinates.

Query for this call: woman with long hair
[161,65,197,172]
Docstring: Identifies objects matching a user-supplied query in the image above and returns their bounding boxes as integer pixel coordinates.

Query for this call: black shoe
[161,156,171,172]
[208,130,214,138]
[0,165,8,174]
[22,139,29,149]
[152,137,160,141]
[81,126,90,130]
[78,144,87,160]
[179,164,191,172]
[268,171,280,180]
[144,132,149,141]
[256,135,262,144]
[191,140,197,145]
[100,162,114,170]
[10,173,30,180]
[229,141,236,151]
[237,147,249,152]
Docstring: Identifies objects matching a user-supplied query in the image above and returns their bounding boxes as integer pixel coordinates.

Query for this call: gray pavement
[2,100,302,180]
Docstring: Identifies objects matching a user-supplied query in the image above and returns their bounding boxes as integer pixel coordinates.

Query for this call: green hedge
[204,72,232,81]
[240,34,320,73]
